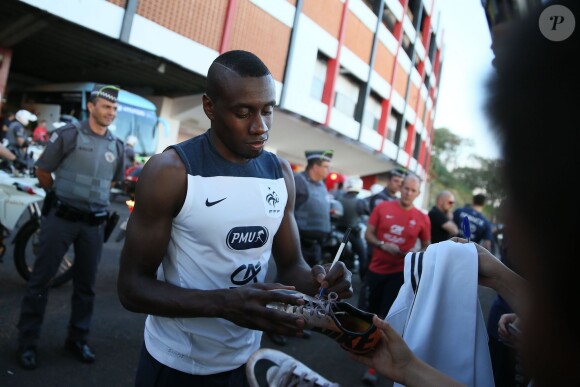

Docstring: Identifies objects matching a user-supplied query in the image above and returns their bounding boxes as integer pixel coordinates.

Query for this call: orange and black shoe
[267,290,381,355]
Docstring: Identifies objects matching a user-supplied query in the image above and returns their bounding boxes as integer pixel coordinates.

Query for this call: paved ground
[0,198,496,387]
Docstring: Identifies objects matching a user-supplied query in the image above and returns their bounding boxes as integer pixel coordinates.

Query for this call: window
[387,109,402,143]
[413,132,421,159]
[382,6,398,33]
[428,31,437,63]
[362,94,382,131]
[311,54,328,101]
[402,32,414,59]
[424,73,431,90]
[333,71,360,118]
[413,51,421,70]
[398,121,410,148]
[407,0,420,26]
[418,7,428,37]
[362,0,375,12]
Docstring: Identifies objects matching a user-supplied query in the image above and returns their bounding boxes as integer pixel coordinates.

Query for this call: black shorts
[135,344,249,387]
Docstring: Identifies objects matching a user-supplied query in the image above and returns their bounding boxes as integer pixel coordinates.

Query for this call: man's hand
[350,316,464,386]
[380,242,404,256]
[311,261,353,300]
[350,316,415,383]
[498,313,520,344]
[220,283,308,337]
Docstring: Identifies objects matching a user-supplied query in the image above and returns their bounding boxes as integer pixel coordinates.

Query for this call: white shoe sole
[246,348,339,387]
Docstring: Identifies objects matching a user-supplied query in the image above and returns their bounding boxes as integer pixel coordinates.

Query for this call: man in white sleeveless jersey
[117,50,353,386]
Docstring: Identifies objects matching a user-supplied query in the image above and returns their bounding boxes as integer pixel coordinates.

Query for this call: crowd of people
[6,1,578,386]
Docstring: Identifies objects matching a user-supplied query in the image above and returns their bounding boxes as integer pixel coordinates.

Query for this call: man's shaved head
[206,50,271,101]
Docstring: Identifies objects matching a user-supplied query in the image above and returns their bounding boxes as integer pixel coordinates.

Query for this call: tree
[430,127,472,171]
[453,157,506,220]
[428,127,470,192]
[427,128,504,220]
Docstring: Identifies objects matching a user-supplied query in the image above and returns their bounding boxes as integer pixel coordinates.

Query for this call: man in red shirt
[361,174,430,385]
[363,174,431,318]
[32,120,49,144]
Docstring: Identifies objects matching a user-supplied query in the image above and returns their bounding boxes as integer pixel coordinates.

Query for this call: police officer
[17,84,125,370]
[7,109,37,159]
[293,150,333,267]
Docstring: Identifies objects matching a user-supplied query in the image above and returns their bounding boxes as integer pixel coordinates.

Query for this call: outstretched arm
[351,316,465,386]
[451,237,528,314]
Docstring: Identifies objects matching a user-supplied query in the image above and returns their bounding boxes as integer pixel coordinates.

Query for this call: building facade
[0,0,445,202]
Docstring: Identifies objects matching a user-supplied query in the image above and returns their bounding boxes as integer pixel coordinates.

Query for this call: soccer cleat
[246,348,340,387]
[267,290,381,355]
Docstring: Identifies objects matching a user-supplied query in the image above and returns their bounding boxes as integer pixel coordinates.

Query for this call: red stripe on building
[379,0,409,151]
[322,0,350,126]
[219,0,238,54]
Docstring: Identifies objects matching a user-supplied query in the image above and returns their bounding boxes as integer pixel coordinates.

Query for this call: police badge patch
[104,151,116,163]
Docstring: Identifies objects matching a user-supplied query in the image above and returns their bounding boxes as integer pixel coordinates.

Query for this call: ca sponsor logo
[231,263,262,285]
[227,226,269,250]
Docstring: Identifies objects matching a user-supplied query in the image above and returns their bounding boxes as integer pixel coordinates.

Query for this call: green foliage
[427,128,505,222]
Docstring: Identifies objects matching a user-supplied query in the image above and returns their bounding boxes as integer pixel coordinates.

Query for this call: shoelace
[292,292,339,317]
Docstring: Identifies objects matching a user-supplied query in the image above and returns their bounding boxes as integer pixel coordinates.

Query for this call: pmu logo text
[226,226,269,250]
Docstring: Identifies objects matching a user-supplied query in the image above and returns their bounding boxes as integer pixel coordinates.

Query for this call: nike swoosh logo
[205,197,227,207]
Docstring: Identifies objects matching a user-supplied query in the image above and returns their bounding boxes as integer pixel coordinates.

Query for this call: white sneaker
[246,348,340,387]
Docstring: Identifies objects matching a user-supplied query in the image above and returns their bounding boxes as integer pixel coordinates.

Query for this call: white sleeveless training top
[144,130,288,375]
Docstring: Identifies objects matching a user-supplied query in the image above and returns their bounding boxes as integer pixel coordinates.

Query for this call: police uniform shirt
[36,121,125,212]
[6,120,26,147]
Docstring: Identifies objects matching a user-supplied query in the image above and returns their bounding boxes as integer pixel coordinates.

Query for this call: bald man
[363,174,431,318]
[360,174,431,383]
[428,191,459,243]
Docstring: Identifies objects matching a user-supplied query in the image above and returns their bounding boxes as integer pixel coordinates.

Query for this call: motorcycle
[0,165,74,287]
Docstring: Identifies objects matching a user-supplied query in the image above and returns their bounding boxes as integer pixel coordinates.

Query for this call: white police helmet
[15,110,38,126]
[345,177,363,193]
[126,135,138,146]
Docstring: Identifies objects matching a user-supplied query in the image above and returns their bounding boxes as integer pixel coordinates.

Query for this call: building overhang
[176,96,398,177]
